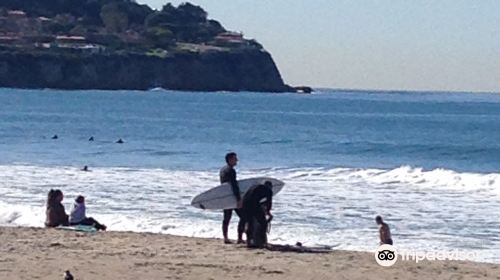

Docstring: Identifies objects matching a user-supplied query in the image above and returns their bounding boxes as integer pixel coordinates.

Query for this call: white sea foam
[0,164,499,263]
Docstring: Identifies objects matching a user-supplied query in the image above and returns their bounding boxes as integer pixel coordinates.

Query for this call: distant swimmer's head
[116,138,124,144]
[75,195,85,204]
[225,152,238,167]
[52,135,58,139]
[88,137,94,141]
[375,215,383,224]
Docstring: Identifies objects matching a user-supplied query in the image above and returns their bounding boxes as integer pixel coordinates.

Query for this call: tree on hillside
[157,2,208,25]
[144,2,225,43]
[144,12,171,29]
[146,26,175,48]
[161,3,176,14]
[80,0,104,25]
[100,2,129,32]
[125,3,152,26]
[176,2,207,23]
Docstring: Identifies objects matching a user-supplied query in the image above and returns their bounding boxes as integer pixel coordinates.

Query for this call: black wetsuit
[220,165,244,236]
[242,184,273,247]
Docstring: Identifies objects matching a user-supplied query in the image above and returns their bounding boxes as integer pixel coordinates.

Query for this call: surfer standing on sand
[220,152,245,244]
[376,216,393,245]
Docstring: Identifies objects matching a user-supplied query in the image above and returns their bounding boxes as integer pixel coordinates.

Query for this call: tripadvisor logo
[375,244,398,267]
[375,245,479,267]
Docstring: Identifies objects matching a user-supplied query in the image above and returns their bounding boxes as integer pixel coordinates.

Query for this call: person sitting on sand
[69,195,107,231]
[242,181,273,248]
[376,215,393,245]
[64,270,74,280]
[45,189,69,227]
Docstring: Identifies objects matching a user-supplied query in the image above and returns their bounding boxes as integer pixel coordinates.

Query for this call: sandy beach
[0,227,498,280]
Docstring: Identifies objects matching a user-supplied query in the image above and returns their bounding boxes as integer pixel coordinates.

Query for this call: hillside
[0,1,292,92]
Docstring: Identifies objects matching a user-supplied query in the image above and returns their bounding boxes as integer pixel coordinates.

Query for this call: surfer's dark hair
[225,152,237,163]
[375,215,383,222]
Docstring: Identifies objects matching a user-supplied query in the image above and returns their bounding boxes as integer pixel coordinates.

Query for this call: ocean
[0,88,499,263]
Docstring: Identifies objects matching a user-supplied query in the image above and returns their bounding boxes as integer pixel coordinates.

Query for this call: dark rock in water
[0,50,293,92]
[294,86,313,94]
[64,270,74,280]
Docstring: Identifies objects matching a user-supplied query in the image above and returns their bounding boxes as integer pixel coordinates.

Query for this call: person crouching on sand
[69,195,107,231]
[242,181,273,248]
[45,189,69,227]
[376,215,393,245]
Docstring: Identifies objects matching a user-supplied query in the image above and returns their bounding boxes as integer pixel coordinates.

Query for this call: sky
[140,0,500,93]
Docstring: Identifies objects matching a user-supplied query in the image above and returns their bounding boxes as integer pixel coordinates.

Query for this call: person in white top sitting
[69,195,107,231]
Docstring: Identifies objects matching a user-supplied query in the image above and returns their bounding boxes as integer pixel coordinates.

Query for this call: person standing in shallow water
[220,152,245,244]
[376,215,393,245]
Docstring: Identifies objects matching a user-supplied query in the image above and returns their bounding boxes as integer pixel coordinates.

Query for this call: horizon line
[310,87,500,95]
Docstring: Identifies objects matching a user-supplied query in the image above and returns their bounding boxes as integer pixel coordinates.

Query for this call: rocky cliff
[0,49,292,92]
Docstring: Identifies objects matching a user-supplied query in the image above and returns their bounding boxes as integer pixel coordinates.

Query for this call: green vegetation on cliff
[0,0,258,52]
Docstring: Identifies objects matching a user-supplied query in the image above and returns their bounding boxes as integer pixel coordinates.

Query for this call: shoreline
[1,226,498,280]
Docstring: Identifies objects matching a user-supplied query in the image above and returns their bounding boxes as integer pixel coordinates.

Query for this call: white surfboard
[191,177,285,210]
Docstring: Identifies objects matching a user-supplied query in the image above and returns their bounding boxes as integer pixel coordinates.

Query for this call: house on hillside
[215,32,245,45]
[7,10,26,19]
[36,17,54,34]
[213,31,257,49]
[120,30,146,47]
[54,35,105,53]
[56,35,87,45]
[0,35,20,46]
[1,10,28,33]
